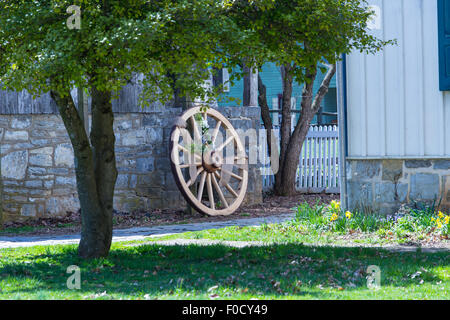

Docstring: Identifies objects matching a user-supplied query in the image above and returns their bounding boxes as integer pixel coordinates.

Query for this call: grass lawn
[0,239,448,300]
[0,201,448,300]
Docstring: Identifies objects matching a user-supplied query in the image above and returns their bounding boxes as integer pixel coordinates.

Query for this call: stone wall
[0,106,263,222]
[346,159,450,214]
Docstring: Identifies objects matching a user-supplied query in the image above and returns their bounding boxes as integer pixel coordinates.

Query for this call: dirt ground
[0,193,339,237]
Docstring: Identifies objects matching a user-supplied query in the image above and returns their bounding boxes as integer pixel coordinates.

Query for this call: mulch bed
[0,193,339,237]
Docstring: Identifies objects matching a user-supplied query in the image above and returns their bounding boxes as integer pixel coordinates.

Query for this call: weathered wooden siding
[0,90,58,114]
[0,74,164,114]
[347,0,450,158]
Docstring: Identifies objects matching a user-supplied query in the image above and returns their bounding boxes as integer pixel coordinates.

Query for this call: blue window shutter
[438,0,450,91]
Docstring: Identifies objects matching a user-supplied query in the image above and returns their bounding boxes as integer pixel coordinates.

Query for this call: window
[438,0,450,91]
[212,68,230,93]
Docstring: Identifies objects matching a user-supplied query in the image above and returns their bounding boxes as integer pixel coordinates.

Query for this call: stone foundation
[346,159,450,214]
[0,106,263,222]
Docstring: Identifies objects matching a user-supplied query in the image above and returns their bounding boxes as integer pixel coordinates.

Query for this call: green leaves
[0,0,241,104]
[226,0,394,84]
[0,0,393,105]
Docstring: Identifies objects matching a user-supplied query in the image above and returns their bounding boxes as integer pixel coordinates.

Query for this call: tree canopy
[227,0,393,81]
[0,0,251,103]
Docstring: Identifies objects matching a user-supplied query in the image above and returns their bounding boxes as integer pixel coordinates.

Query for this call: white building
[339,0,450,213]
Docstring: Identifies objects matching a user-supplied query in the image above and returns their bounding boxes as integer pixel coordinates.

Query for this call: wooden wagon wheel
[169,106,248,216]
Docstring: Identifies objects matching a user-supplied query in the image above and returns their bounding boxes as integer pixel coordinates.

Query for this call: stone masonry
[0,106,263,222]
[346,159,450,214]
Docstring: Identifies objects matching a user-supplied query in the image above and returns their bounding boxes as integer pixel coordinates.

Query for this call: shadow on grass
[0,243,448,299]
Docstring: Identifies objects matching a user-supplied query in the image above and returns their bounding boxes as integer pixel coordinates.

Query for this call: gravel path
[0,213,294,249]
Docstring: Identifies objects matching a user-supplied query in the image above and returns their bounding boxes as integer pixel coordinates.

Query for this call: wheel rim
[169,107,248,216]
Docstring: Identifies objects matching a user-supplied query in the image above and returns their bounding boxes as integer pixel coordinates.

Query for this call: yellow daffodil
[431,217,436,222]
[330,213,339,222]
[330,200,341,211]
[345,211,352,219]
[435,218,442,229]
[438,211,444,219]
[445,216,449,225]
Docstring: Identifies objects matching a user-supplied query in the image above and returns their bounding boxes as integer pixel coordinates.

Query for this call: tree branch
[311,63,336,112]
[290,65,317,140]
[258,74,273,157]
[49,90,92,156]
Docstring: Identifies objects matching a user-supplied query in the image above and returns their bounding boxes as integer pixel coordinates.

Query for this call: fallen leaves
[83,291,109,299]
[207,285,218,292]
[271,280,281,288]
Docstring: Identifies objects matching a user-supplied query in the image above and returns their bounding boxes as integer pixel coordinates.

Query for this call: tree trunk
[277,111,314,195]
[50,88,117,258]
[86,87,118,256]
[273,64,335,196]
[274,64,294,193]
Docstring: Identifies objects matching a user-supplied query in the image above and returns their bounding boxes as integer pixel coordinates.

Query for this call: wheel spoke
[214,171,239,198]
[206,173,215,210]
[218,167,243,181]
[178,144,201,160]
[211,120,222,144]
[215,136,234,152]
[190,116,202,142]
[197,171,207,201]
[186,167,204,187]
[179,163,202,169]
[212,173,229,208]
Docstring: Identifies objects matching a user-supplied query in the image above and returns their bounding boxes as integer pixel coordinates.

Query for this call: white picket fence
[261,125,340,193]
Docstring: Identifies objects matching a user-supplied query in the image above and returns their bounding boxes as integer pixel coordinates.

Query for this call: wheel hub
[202,150,222,173]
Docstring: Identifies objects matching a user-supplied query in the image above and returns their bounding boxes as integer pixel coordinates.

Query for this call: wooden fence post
[77,87,89,136]
[243,65,258,107]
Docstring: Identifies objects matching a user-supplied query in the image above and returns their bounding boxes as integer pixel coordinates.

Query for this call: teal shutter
[438,0,450,91]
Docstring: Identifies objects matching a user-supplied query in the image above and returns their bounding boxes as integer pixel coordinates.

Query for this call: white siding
[346,0,450,158]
